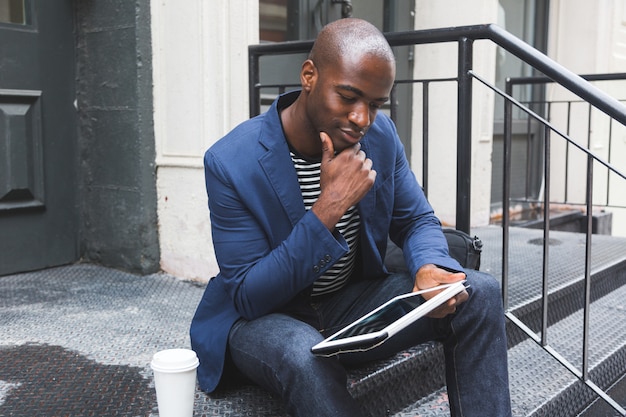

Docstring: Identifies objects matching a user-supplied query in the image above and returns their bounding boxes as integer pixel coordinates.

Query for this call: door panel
[0,0,78,275]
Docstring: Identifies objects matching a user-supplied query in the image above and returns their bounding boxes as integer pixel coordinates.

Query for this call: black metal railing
[248,24,626,415]
[504,73,626,210]
[484,69,626,415]
[249,24,626,232]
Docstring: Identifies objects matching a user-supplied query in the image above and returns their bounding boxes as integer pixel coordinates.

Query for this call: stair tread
[393,282,626,417]
[478,226,626,310]
[193,227,626,416]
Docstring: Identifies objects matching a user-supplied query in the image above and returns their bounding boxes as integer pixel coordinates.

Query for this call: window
[260,0,288,42]
[0,0,25,25]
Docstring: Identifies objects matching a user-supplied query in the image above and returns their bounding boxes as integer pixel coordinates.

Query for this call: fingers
[320,131,364,158]
[363,154,372,169]
[416,264,466,289]
[355,146,371,166]
[319,132,335,163]
[316,131,375,219]
[413,265,468,318]
[427,290,468,319]
[446,290,469,309]
[440,271,467,285]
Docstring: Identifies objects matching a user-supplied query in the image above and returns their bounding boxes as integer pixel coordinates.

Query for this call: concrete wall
[411,0,499,227]
[547,0,626,237]
[76,0,160,274]
[152,0,259,280]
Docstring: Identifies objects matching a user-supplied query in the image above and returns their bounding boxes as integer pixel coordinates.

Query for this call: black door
[0,0,78,275]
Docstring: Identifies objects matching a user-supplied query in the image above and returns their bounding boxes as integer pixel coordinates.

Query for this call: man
[191,18,511,417]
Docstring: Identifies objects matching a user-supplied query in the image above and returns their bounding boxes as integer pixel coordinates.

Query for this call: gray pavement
[0,264,204,417]
[2,226,626,416]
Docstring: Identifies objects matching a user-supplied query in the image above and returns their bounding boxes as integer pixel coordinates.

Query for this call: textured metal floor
[1,226,625,417]
[0,264,204,417]
[399,226,626,417]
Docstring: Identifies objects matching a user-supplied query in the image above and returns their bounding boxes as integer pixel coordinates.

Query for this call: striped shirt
[290,152,361,296]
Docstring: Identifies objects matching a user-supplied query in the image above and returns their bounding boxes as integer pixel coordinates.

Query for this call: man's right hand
[311,132,376,230]
[413,264,468,318]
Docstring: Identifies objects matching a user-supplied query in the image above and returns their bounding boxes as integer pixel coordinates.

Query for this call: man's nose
[348,104,370,130]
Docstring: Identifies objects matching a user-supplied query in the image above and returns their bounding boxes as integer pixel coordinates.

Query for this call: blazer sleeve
[379,117,463,276]
[204,149,349,321]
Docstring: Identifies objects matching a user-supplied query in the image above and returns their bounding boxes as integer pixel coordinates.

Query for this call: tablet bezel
[311,280,467,356]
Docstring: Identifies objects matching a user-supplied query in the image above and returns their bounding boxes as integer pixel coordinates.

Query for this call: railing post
[502,78,513,310]
[456,37,473,233]
[541,125,551,346]
[583,154,593,381]
[248,48,260,118]
[422,81,430,197]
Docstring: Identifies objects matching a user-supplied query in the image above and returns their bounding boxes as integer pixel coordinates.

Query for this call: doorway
[0,0,79,275]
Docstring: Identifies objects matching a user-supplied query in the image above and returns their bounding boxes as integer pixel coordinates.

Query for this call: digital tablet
[311,280,468,356]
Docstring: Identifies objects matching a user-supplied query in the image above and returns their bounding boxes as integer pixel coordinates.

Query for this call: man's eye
[370,103,382,110]
[339,94,356,102]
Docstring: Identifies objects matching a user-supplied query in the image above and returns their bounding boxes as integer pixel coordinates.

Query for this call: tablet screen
[311,281,467,356]
[326,292,427,341]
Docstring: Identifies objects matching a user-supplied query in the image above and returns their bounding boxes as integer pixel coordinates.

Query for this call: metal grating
[1,226,625,416]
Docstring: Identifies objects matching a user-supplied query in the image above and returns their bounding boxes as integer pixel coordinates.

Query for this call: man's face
[305,54,395,153]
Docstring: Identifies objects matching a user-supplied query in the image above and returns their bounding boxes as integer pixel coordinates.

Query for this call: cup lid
[151,348,199,373]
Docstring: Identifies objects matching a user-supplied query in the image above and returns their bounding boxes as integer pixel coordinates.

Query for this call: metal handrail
[505,73,626,209]
[248,24,626,415]
[496,71,626,415]
[249,26,626,124]
[249,23,626,233]
[471,67,626,414]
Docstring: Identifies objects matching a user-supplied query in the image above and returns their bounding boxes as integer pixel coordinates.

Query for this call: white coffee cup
[151,348,199,417]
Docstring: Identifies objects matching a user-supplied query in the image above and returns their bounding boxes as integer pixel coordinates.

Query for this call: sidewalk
[0,263,451,417]
[0,264,205,417]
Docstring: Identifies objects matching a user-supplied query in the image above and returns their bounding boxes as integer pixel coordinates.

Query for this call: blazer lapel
[258,98,305,228]
[259,146,304,228]
[357,138,376,223]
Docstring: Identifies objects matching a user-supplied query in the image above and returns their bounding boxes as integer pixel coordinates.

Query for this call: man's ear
[301,59,317,92]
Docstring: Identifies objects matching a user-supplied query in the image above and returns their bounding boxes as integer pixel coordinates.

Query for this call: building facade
[0,0,624,280]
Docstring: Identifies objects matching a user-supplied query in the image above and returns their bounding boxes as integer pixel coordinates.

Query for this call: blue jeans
[228,270,512,417]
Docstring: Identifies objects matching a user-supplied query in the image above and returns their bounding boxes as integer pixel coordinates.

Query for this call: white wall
[152,0,259,281]
[412,0,499,228]
[547,0,626,237]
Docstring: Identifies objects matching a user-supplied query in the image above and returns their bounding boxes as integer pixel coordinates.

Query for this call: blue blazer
[190,92,462,393]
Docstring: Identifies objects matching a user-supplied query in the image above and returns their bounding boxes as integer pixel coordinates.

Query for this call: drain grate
[527,237,562,246]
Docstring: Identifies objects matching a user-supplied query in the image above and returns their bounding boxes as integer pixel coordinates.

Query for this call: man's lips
[340,128,365,140]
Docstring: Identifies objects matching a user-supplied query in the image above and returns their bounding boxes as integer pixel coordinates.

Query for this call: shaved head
[308,18,395,73]
[283,18,396,158]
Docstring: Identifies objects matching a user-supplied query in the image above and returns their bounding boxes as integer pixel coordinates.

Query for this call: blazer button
[324,254,332,262]
[313,265,320,273]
